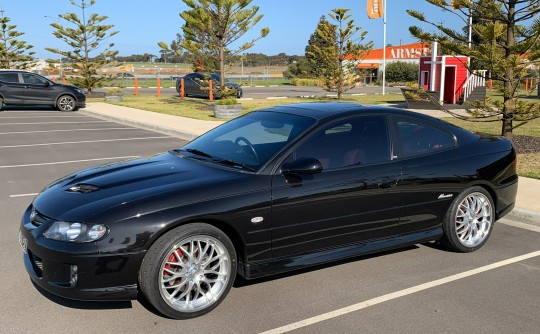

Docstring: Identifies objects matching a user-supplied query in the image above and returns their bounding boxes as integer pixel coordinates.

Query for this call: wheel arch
[54,92,78,107]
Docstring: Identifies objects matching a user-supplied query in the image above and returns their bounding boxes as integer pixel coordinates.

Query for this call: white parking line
[9,193,39,198]
[0,127,136,135]
[0,136,171,148]
[259,250,540,334]
[0,115,91,119]
[0,121,110,126]
[500,219,540,233]
[0,156,138,169]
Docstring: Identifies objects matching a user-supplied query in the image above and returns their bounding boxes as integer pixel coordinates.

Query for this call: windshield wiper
[212,158,256,172]
[182,148,214,159]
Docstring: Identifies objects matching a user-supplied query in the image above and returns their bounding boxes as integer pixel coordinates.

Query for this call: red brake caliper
[163,250,181,280]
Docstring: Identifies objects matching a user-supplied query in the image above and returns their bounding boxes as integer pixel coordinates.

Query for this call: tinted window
[293,116,390,170]
[0,72,19,83]
[395,118,455,157]
[22,73,48,85]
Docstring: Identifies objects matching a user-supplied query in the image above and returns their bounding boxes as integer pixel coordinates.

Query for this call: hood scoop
[66,184,101,194]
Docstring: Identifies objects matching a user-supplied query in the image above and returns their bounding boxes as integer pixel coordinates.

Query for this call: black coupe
[19,103,517,319]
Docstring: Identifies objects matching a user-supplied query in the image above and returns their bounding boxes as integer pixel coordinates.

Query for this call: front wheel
[139,223,237,319]
[57,95,76,112]
[441,186,495,253]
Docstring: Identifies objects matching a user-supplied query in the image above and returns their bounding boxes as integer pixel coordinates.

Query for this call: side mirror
[43,81,50,87]
[282,157,323,175]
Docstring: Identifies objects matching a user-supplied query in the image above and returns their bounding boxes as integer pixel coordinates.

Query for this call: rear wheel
[441,186,495,252]
[139,223,236,319]
[57,95,76,112]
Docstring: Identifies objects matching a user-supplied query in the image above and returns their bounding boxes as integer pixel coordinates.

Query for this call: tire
[57,95,76,112]
[139,223,237,319]
[441,186,495,253]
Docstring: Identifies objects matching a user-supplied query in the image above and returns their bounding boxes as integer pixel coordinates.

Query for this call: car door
[186,73,205,96]
[0,72,26,104]
[391,116,459,233]
[270,115,402,258]
[20,73,55,105]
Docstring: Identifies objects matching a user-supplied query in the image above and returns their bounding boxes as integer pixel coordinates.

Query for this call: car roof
[0,69,31,73]
[262,102,425,120]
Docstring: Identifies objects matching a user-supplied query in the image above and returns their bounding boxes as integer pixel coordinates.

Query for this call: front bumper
[19,206,141,301]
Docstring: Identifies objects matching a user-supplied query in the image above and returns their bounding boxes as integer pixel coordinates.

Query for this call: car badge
[438,194,453,199]
[251,217,264,224]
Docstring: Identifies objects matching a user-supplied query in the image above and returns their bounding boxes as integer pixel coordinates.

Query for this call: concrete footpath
[82,102,540,224]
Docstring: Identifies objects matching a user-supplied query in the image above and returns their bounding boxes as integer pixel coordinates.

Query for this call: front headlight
[43,221,108,242]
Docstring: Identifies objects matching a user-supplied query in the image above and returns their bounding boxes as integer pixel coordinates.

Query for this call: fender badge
[438,194,453,199]
[251,217,264,224]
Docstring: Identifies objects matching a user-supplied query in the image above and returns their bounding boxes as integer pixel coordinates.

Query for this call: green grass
[442,117,540,137]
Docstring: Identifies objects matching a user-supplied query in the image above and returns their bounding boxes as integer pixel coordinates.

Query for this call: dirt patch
[512,135,540,154]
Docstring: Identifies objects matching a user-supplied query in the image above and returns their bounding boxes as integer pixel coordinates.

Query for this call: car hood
[33,152,243,222]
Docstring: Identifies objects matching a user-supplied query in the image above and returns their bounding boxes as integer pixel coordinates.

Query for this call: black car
[0,70,86,111]
[176,72,243,99]
[19,103,517,319]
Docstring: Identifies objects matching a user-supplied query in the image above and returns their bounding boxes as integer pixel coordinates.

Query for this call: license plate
[19,231,28,254]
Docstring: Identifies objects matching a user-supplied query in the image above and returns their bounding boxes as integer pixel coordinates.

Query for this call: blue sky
[1,0,463,59]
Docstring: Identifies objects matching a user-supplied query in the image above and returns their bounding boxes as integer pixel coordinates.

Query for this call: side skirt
[239,227,443,279]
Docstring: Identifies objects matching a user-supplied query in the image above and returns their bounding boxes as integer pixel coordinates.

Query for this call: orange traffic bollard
[488,79,493,91]
[134,78,139,96]
[209,80,214,101]
[62,77,67,84]
[180,78,185,99]
[157,78,161,97]
[52,76,56,82]
[525,79,529,91]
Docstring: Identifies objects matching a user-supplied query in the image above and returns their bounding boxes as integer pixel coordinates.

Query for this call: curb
[506,207,540,225]
[79,109,200,141]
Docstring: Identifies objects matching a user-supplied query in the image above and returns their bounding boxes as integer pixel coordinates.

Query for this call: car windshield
[178,111,316,171]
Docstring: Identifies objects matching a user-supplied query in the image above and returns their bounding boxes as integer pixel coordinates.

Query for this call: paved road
[105,85,403,99]
[1,109,539,334]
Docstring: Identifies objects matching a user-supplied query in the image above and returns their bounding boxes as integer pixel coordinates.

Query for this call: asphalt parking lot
[1,108,539,334]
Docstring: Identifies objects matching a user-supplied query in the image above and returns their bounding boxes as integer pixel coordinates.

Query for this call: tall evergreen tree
[46,0,118,92]
[0,9,34,69]
[311,8,373,99]
[408,0,540,138]
[177,0,270,89]
[305,16,336,79]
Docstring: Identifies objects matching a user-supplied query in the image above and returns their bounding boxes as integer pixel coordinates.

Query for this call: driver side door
[270,115,402,258]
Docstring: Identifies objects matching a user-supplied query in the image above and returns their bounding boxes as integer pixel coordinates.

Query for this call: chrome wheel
[159,235,231,313]
[57,95,75,111]
[455,192,492,247]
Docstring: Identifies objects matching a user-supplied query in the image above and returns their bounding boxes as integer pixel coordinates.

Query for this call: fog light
[70,265,78,286]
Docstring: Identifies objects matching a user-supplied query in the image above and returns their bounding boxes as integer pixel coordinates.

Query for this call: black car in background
[0,70,86,111]
[19,103,517,319]
[176,72,243,98]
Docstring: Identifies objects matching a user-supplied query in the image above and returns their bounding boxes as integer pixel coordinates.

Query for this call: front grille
[31,210,52,227]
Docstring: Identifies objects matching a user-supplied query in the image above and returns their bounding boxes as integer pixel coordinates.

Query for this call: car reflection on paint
[19,102,517,319]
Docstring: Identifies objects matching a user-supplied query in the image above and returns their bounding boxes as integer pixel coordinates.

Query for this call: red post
[134,78,139,96]
[209,80,214,101]
[180,78,185,99]
[157,77,161,97]
[488,79,493,92]
[524,79,529,91]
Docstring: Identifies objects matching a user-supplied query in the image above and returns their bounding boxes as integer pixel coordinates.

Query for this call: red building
[419,55,469,105]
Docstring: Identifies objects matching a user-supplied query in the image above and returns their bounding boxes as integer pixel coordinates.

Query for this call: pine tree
[311,8,373,99]
[305,16,336,79]
[177,0,269,90]
[0,9,34,69]
[46,0,118,92]
[408,0,540,138]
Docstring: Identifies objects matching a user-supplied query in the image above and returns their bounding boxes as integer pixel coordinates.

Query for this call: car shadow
[31,280,132,310]
[0,106,58,111]
[233,245,419,288]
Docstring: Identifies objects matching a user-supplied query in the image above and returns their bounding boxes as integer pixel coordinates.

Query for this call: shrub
[385,61,419,83]
[292,78,320,87]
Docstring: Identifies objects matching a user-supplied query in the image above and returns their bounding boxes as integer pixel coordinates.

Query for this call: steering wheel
[234,136,259,162]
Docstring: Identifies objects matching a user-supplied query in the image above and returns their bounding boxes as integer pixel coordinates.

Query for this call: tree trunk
[501,1,516,138]
[219,46,225,89]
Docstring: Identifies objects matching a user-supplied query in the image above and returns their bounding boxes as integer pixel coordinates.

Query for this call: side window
[22,73,47,85]
[0,72,20,83]
[395,118,455,157]
[293,116,390,171]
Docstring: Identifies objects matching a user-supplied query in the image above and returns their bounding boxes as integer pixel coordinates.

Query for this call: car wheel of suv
[139,223,237,319]
[57,95,76,112]
[441,186,494,253]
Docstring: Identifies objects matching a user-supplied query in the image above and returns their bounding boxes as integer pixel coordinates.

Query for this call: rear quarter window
[394,118,455,157]
[0,72,20,83]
